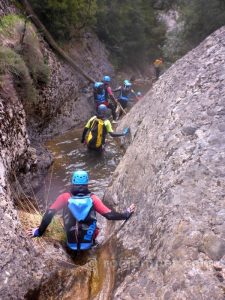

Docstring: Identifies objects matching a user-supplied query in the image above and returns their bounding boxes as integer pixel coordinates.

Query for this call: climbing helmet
[72,170,89,185]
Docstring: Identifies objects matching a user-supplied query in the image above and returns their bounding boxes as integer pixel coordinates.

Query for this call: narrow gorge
[1,1,225,300]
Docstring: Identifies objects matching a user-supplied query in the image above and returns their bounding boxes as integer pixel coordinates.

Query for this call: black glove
[124,210,133,220]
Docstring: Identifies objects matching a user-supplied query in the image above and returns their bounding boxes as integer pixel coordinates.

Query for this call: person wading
[102,75,118,123]
[28,170,135,251]
[153,57,163,80]
[81,104,129,152]
[114,80,138,117]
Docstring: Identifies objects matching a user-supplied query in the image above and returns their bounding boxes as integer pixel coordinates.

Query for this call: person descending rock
[114,79,138,111]
[29,170,135,251]
[81,104,129,151]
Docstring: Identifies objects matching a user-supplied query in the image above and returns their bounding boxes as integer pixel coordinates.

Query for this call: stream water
[36,128,124,210]
[37,82,150,209]
[34,82,151,299]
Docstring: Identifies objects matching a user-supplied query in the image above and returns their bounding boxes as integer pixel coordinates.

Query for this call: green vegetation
[0,14,50,85]
[18,210,66,242]
[28,0,165,70]
[96,0,166,70]
[21,0,225,69]
[20,25,50,85]
[29,0,97,41]
[0,46,37,103]
[162,0,225,62]
[0,14,24,36]
[179,0,225,52]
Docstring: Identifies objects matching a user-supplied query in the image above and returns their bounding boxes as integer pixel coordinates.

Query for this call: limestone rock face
[34,31,113,138]
[105,27,225,299]
[0,74,43,299]
[0,2,113,299]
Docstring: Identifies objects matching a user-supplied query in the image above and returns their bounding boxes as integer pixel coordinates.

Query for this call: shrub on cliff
[0,14,50,85]
[162,0,225,62]
[0,46,37,105]
[19,24,50,85]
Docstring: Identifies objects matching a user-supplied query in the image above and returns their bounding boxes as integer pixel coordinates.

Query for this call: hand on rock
[123,128,130,136]
[127,203,135,214]
[27,227,40,238]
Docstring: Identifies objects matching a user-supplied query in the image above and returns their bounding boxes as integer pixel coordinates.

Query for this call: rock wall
[0,73,44,299]
[105,26,225,299]
[34,30,114,138]
[0,2,114,299]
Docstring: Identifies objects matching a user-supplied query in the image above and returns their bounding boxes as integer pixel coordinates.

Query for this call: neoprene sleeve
[109,132,125,138]
[103,211,131,220]
[38,209,56,236]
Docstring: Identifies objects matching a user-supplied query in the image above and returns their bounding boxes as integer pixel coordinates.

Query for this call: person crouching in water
[29,170,135,251]
[81,104,129,152]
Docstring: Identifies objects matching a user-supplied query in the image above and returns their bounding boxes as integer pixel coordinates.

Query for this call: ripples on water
[36,128,124,209]
[36,83,150,210]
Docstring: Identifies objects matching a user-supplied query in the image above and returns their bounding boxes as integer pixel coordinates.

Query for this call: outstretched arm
[103,210,132,220]
[35,209,56,236]
[92,194,135,220]
[109,131,126,138]
[28,193,70,237]
[109,127,129,138]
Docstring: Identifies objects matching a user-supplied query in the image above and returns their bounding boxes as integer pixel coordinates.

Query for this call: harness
[63,194,97,250]
[94,86,106,104]
[86,117,107,149]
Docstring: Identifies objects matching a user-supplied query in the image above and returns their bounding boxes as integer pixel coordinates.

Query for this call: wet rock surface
[105,27,225,299]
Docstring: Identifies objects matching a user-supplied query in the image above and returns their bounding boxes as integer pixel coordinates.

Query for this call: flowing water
[34,82,151,299]
[36,128,124,209]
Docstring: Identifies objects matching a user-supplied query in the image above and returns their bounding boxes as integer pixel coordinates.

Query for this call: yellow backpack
[86,117,107,148]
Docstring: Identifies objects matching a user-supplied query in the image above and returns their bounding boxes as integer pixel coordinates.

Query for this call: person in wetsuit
[114,79,137,110]
[29,170,135,251]
[102,75,118,123]
[81,104,129,151]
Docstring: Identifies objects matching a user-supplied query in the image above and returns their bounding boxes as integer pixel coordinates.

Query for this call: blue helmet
[94,82,104,89]
[103,75,111,83]
[137,91,142,96]
[97,104,108,117]
[72,170,89,185]
[124,79,132,87]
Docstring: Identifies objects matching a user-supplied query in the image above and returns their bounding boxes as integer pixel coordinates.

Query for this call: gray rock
[0,3,114,299]
[106,26,225,299]
[203,233,225,261]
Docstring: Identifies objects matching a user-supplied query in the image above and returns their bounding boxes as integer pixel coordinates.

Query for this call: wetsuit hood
[70,185,90,196]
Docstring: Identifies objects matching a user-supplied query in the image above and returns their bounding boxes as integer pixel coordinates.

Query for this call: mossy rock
[0,14,50,85]
[0,46,37,106]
